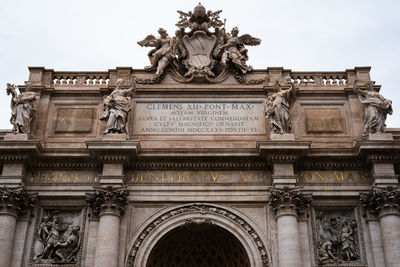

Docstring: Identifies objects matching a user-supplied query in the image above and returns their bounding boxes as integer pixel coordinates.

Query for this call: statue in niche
[265,81,296,134]
[137,28,176,76]
[6,82,37,134]
[353,80,392,139]
[217,26,260,74]
[100,79,136,134]
[34,212,81,264]
[315,210,360,265]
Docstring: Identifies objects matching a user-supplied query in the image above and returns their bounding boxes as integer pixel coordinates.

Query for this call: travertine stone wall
[0,66,399,267]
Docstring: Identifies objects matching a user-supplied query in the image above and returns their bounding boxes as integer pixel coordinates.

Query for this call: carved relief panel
[311,205,367,266]
[30,203,86,266]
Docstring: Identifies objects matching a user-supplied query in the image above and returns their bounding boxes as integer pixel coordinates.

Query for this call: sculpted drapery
[353,80,392,138]
[7,82,37,134]
[100,79,136,134]
[265,81,296,134]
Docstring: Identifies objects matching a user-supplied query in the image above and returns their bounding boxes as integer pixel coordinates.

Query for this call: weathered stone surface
[55,108,94,133]
[0,4,399,267]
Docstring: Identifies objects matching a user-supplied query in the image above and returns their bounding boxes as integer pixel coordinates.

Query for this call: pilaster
[86,186,128,267]
[0,186,36,267]
[269,187,311,267]
[361,187,400,266]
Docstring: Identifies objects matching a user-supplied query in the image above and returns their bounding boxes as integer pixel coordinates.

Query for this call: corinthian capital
[360,187,400,217]
[86,186,128,217]
[269,187,311,217]
[0,186,36,217]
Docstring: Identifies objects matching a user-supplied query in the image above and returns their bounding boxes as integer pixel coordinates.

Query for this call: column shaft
[379,214,400,266]
[0,214,17,267]
[94,214,121,267]
[277,214,301,267]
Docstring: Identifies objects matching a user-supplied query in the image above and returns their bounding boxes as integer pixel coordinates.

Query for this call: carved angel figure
[353,80,392,138]
[265,82,296,134]
[137,28,176,76]
[6,82,37,134]
[100,79,136,134]
[217,27,260,74]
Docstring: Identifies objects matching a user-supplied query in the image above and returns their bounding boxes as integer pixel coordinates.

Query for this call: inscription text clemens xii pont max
[133,102,265,135]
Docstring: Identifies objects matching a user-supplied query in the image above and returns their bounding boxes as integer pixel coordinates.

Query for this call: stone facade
[1,4,400,267]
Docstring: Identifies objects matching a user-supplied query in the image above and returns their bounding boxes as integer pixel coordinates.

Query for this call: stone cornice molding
[86,186,128,217]
[355,140,400,163]
[85,140,140,165]
[0,140,42,164]
[360,187,400,217]
[269,187,312,218]
[257,141,311,164]
[0,186,37,217]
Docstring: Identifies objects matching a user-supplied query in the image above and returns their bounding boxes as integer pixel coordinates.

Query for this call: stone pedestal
[87,186,128,267]
[269,133,295,141]
[269,187,311,267]
[368,133,393,141]
[103,133,128,140]
[4,133,28,141]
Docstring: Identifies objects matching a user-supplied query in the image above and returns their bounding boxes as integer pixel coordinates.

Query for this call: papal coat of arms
[137,3,261,83]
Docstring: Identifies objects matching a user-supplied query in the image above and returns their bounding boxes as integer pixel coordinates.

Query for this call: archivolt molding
[125,203,271,267]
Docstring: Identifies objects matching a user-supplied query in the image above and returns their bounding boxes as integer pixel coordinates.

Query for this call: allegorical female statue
[100,79,136,134]
[265,81,296,134]
[137,28,176,76]
[7,82,37,134]
[353,80,392,138]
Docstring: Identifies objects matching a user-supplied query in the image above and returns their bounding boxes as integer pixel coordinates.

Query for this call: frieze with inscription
[133,102,265,135]
[297,170,371,184]
[128,170,271,184]
[28,170,99,184]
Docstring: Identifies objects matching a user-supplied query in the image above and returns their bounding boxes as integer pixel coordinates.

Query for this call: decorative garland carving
[360,186,400,217]
[233,70,267,85]
[127,203,270,267]
[269,187,311,217]
[0,186,36,217]
[134,72,166,84]
[86,186,128,217]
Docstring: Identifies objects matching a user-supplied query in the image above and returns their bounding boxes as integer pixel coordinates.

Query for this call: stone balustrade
[25,66,372,89]
[52,71,110,87]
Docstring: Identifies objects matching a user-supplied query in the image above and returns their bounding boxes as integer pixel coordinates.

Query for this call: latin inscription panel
[133,102,265,135]
[128,170,272,184]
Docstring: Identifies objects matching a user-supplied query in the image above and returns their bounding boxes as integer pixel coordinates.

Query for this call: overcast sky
[0,0,399,129]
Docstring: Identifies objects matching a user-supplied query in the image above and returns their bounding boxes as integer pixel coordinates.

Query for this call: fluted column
[0,186,36,267]
[361,187,400,266]
[269,187,311,267]
[86,186,128,267]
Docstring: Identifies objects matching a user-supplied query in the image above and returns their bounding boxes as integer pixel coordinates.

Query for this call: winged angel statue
[137,3,261,82]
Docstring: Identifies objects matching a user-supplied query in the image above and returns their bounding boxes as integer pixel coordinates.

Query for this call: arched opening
[146,222,251,267]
